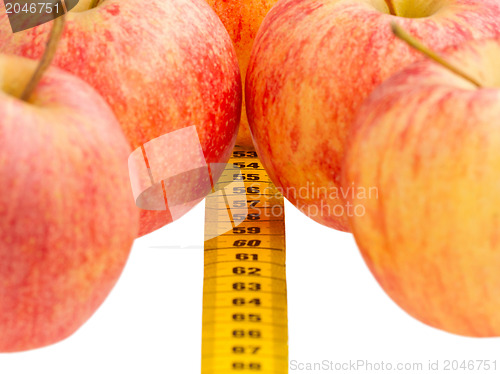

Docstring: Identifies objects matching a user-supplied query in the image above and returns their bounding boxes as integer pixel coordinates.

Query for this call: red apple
[246,0,500,231]
[342,38,500,336]
[0,54,139,351]
[206,0,278,147]
[0,0,242,236]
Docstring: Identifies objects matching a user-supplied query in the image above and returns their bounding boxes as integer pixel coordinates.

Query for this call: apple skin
[0,0,242,237]
[0,55,139,351]
[205,0,278,147]
[246,0,500,231]
[342,39,500,337]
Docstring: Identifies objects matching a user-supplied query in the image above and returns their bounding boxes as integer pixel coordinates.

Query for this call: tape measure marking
[202,146,288,374]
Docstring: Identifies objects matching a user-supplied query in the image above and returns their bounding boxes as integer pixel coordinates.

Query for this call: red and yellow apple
[0,55,139,351]
[342,38,500,337]
[246,0,500,231]
[0,0,242,236]
[206,0,278,147]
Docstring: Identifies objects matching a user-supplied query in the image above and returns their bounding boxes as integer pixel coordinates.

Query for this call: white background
[0,200,499,373]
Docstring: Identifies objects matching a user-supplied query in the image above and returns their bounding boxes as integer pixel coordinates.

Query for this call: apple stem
[384,0,397,16]
[89,0,101,9]
[391,22,482,88]
[20,15,66,101]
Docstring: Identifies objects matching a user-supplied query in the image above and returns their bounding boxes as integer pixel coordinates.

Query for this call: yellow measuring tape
[202,145,288,373]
